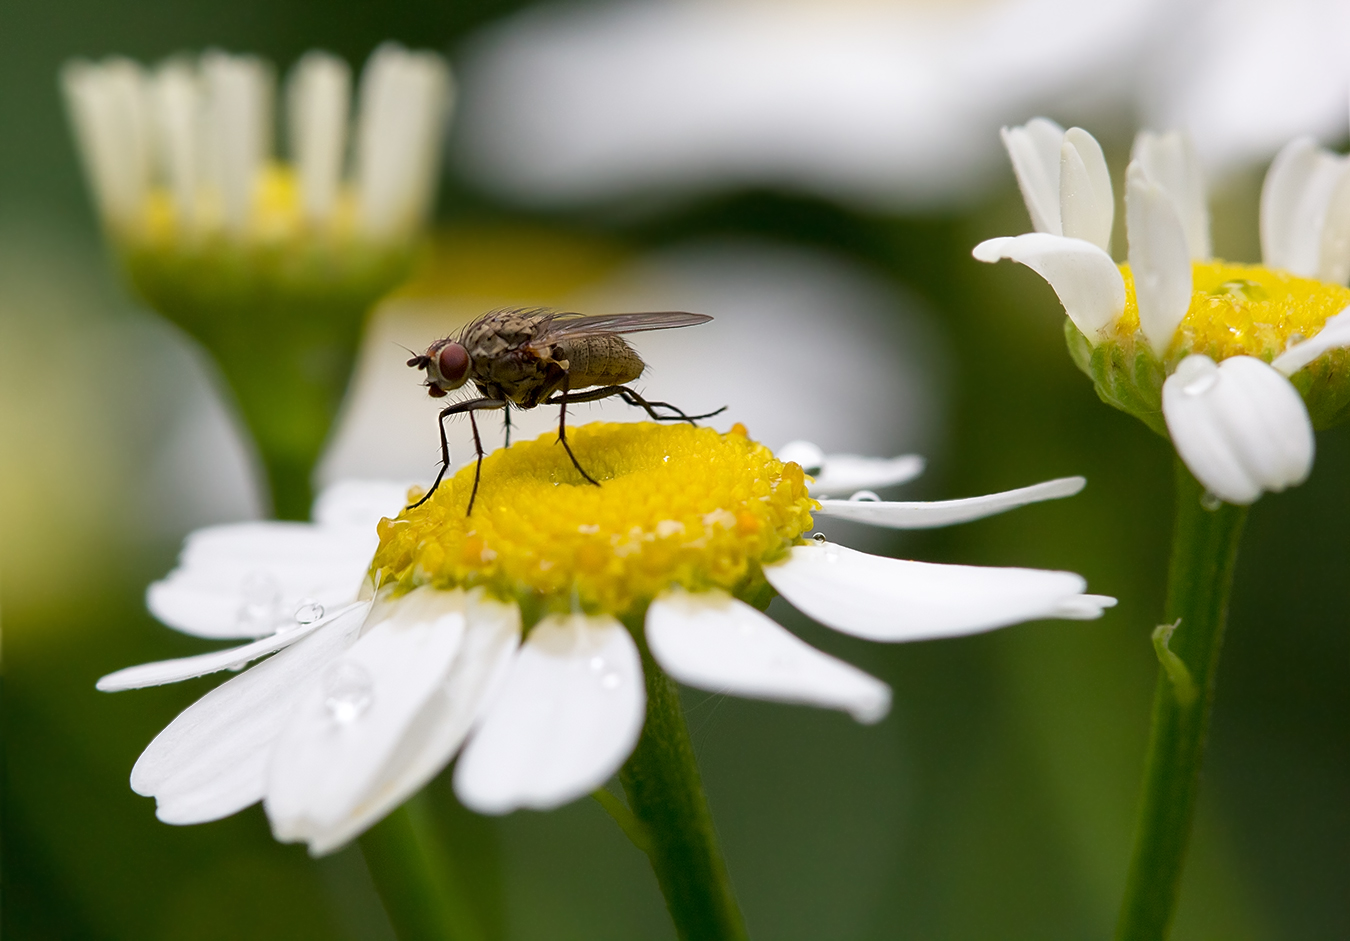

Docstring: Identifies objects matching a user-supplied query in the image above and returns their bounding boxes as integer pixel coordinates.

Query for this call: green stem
[358,796,486,941]
[1115,460,1248,941]
[619,640,749,941]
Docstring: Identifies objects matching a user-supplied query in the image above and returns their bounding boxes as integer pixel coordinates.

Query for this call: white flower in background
[62,43,452,242]
[1140,0,1350,181]
[452,0,1165,210]
[100,424,1113,855]
[975,119,1350,505]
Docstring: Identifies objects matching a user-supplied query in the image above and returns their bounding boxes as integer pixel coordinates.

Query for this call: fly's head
[408,339,472,398]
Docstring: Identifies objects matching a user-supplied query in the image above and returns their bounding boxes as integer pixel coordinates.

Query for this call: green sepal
[1064,318,1168,437]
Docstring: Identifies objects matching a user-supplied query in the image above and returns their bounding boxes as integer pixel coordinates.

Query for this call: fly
[407,307,724,513]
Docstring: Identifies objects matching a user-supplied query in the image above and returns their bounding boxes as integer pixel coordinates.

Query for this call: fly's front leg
[555,377,601,487]
[407,396,507,511]
[467,410,488,514]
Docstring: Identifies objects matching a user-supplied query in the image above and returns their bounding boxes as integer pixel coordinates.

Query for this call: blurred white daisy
[62,42,451,243]
[976,119,1350,504]
[453,0,1165,210]
[100,423,1113,855]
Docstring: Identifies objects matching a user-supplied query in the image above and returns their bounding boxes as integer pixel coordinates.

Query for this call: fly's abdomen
[560,335,645,389]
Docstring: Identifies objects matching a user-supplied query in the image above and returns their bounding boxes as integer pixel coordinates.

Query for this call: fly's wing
[537,311,712,341]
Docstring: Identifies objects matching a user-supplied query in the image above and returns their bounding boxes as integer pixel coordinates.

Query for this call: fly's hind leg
[545,384,727,425]
[502,403,512,449]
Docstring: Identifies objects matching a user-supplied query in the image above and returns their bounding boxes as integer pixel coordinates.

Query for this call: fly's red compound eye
[438,343,470,383]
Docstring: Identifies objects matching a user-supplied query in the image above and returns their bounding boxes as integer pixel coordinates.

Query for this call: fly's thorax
[557,335,644,389]
[1067,261,1350,433]
[370,422,817,622]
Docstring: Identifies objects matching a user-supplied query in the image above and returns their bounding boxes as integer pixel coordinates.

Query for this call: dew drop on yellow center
[1114,261,1350,361]
[371,422,817,619]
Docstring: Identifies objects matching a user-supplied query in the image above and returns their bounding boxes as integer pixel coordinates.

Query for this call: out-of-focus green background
[2,1,1346,939]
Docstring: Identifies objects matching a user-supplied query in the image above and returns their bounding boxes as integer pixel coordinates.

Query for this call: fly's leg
[407,396,507,511]
[502,403,512,449]
[555,377,601,487]
[467,410,487,514]
[544,385,727,424]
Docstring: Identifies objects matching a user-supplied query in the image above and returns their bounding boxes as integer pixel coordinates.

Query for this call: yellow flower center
[1115,261,1350,362]
[371,422,817,620]
[136,163,366,245]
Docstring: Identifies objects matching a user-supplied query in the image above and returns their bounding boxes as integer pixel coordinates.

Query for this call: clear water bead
[293,600,325,625]
[322,662,374,724]
[811,532,827,545]
[236,570,282,633]
[1200,491,1223,511]
[848,490,882,502]
[600,672,621,690]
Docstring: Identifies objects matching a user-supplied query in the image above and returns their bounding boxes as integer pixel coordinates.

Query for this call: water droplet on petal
[811,532,827,545]
[1182,372,1218,396]
[294,601,325,625]
[589,656,605,672]
[323,662,374,724]
[1200,491,1223,511]
[848,490,882,502]
[601,672,621,690]
[237,571,283,633]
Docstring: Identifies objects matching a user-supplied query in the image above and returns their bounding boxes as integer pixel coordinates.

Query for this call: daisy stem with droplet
[359,794,485,941]
[620,635,748,941]
[1115,460,1247,941]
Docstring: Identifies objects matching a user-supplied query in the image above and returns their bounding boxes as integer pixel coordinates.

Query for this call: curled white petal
[1001,118,1065,236]
[1318,168,1350,286]
[1162,355,1314,505]
[1131,131,1210,260]
[646,589,890,724]
[778,441,925,494]
[131,609,364,825]
[1272,306,1350,376]
[1126,161,1193,357]
[97,602,368,691]
[265,588,470,852]
[765,543,1109,643]
[454,613,645,815]
[815,476,1084,530]
[972,233,1126,338]
[1054,594,1118,619]
[1260,136,1347,277]
[1060,127,1113,252]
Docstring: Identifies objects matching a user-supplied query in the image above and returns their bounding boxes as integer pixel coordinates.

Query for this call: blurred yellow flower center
[1116,261,1350,361]
[137,163,362,244]
[371,422,817,619]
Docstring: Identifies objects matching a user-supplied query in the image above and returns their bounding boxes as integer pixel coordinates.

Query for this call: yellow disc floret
[1115,261,1350,362]
[372,422,818,620]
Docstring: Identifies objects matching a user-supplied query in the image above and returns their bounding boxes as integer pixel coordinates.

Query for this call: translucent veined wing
[538,311,712,341]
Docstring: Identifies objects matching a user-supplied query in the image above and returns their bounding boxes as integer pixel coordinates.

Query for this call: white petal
[129,605,366,824]
[453,614,644,815]
[310,479,413,530]
[815,476,1084,530]
[765,543,1107,643]
[286,51,350,224]
[97,601,367,691]
[300,591,521,856]
[147,521,376,639]
[60,58,153,229]
[1054,594,1118,619]
[149,60,202,227]
[1162,355,1314,505]
[647,589,890,724]
[1001,118,1065,235]
[1260,136,1346,276]
[1126,161,1194,357]
[777,441,925,493]
[1272,305,1350,376]
[1318,166,1350,285]
[355,44,453,237]
[972,233,1126,338]
[200,51,271,233]
[1060,128,1113,252]
[265,587,467,849]
[1132,131,1211,260]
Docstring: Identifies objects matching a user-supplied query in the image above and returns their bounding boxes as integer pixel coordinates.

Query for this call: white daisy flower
[452,0,1164,211]
[62,42,452,241]
[975,119,1350,504]
[99,422,1113,855]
